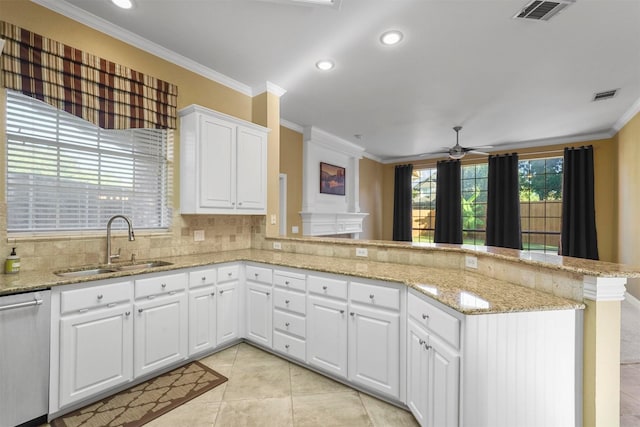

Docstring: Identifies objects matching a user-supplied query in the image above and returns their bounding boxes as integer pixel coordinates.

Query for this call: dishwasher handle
[0,292,44,312]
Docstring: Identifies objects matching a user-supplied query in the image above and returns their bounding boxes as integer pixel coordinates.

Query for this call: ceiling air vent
[593,89,618,102]
[514,0,575,21]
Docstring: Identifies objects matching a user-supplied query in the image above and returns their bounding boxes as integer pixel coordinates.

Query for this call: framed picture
[320,162,346,196]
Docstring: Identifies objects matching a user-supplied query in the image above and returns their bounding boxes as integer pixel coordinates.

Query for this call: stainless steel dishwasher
[0,290,51,427]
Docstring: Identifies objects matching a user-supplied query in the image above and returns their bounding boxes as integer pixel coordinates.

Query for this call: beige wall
[0,0,271,268]
[279,126,303,236]
[617,112,640,298]
[359,157,384,240]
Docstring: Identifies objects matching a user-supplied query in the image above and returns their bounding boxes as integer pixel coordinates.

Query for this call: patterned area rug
[51,361,227,427]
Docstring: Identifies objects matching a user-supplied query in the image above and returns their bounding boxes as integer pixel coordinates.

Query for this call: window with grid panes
[461,163,488,245]
[411,167,437,242]
[5,90,171,233]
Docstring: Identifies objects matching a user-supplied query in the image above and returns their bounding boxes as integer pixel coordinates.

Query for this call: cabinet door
[134,293,188,378]
[307,295,348,378]
[59,305,133,407]
[216,281,239,346]
[407,320,429,427]
[348,305,400,399]
[430,335,459,427]
[236,126,266,211]
[199,116,236,209]
[246,282,273,348]
[188,287,216,356]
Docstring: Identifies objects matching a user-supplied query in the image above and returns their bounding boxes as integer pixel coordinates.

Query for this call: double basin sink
[55,260,173,277]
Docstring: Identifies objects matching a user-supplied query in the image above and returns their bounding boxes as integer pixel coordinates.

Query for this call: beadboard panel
[462,310,579,427]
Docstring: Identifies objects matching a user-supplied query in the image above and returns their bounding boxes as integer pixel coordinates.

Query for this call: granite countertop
[0,249,583,315]
[273,236,640,278]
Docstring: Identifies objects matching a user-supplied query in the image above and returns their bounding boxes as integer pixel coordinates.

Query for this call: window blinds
[6,90,171,232]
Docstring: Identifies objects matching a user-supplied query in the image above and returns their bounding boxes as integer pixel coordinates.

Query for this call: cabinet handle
[285,299,290,304]
[422,313,429,320]
[138,308,144,313]
[285,322,290,327]
[350,312,355,316]
[238,202,243,206]
[161,283,167,288]
[285,344,290,349]
[266,292,271,296]
[340,310,345,314]
[220,290,225,294]
[254,273,259,278]
[125,311,131,316]
[211,292,216,296]
[202,276,207,281]
[369,294,374,299]
[97,294,103,300]
[232,202,236,206]
[424,343,432,351]
[419,339,425,345]
[285,281,290,285]
[322,286,327,290]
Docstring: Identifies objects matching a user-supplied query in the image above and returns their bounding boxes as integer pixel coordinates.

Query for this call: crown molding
[612,97,640,134]
[303,126,365,158]
[362,151,384,163]
[31,0,253,96]
[280,119,304,133]
[253,81,287,98]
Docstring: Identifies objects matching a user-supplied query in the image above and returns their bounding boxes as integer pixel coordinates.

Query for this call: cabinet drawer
[135,273,187,299]
[273,331,305,361]
[408,292,460,350]
[218,265,239,283]
[350,281,400,310]
[273,288,306,315]
[274,309,306,339]
[61,281,131,314]
[274,272,306,292]
[189,268,217,289]
[246,265,273,285]
[308,275,347,300]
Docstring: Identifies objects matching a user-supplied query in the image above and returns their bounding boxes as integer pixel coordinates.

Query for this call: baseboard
[625,292,640,309]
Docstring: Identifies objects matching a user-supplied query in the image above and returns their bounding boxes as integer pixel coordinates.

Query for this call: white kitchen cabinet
[307,294,348,378]
[188,268,217,356]
[348,304,401,399]
[407,318,459,427]
[216,281,240,346]
[53,280,134,410]
[179,104,268,215]
[134,273,188,378]
[272,269,307,362]
[245,282,273,347]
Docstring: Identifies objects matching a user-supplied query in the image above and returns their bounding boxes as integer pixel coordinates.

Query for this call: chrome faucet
[106,215,135,264]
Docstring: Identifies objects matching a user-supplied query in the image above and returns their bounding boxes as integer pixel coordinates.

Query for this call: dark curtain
[561,146,599,259]
[485,153,522,249]
[392,164,413,241]
[434,160,462,244]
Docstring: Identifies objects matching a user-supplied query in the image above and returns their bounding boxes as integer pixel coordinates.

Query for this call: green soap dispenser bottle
[5,247,20,274]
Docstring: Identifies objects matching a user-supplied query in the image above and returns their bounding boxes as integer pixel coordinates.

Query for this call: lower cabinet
[307,294,348,378]
[59,305,133,408]
[407,318,459,427]
[216,280,240,346]
[188,286,217,356]
[245,282,273,347]
[134,292,188,378]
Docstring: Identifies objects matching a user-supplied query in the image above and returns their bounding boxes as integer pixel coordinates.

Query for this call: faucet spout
[106,215,135,265]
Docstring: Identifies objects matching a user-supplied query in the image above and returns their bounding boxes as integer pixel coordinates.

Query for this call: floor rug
[622,292,640,364]
[50,361,227,427]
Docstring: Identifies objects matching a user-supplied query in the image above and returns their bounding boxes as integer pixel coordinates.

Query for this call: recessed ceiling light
[380,30,403,46]
[316,60,335,71]
[111,0,133,9]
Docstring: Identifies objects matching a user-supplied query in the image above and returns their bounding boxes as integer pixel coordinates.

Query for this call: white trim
[31,0,253,96]
[280,119,304,133]
[303,126,366,158]
[178,104,269,133]
[625,291,640,309]
[362,151,384,163]
[253,82,287,98]
[613,97,640,134]
[583,276,627,302]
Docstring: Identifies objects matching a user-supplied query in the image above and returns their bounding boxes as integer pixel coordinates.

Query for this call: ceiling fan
[431,126,493,160]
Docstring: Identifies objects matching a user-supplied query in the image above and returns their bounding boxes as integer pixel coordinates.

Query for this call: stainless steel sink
[115,260,173,271]
[55,268,117,277]
[55,260,173,277]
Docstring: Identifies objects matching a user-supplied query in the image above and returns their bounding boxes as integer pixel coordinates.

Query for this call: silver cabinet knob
[138,308,144,313]
[125,311,131,316]
[285,281,290,285]
[220,290,225,294]
[161,283,167,288]
[322,285,327,290]
[210,293,216,296]
[238,202,243,206]
[285,344,290,349]
[340,310,345,314]
[422,313,429,320]
[285,322,290,327]
[97,294,103,300]
[369,294,374,299]
[424,343,432,351]
[266,292,271,296]
[350,312,355,316]
[228,272,232,277]
[419,339,425,345]
[202,276,206,281]
[254,273,259,278]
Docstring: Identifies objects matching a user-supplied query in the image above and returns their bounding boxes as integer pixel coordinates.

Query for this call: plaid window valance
[1,21,178,129]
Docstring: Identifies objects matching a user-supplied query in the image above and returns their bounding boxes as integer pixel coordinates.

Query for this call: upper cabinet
[179,105,268,214]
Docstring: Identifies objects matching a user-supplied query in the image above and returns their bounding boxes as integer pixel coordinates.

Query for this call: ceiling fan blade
[467,150,490,156]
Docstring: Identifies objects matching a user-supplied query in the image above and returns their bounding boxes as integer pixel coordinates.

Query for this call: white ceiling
[35,0,640,162]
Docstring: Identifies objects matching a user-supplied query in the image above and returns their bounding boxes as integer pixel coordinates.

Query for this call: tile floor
[621,363,640,427]
[145,343,419,427]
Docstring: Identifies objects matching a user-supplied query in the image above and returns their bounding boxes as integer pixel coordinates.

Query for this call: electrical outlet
[292,226,299,234]
[273,242,282,250]
[193,230,205,242]
[270,214,277,225]
[356,247,368,257]
[465,255,478,269]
